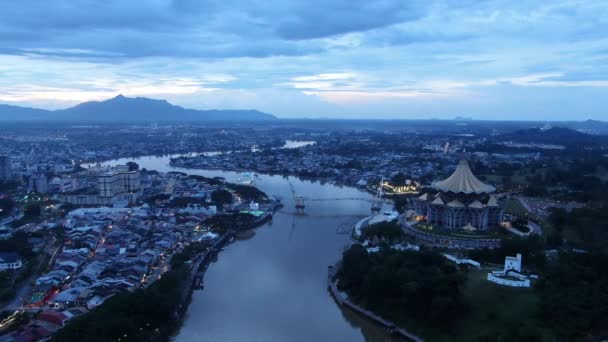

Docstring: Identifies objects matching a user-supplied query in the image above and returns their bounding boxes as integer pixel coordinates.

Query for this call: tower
[0,155,11,181]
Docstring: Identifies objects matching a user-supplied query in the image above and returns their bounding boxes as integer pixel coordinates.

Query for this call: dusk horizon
[1,93,606,122]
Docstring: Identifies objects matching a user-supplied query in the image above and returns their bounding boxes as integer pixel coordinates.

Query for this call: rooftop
[432,160,495,195]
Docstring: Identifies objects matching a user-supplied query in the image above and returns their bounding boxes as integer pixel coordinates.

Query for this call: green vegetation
[167,196,207,208]
[210,189,233,207]
[504,197,528,217]
[0,198,14,218]
[469,236,546,272]
[0,181,19,192]
[337,244,554,341]
[24,203,41,218]
[536,252,608,340]
[205,213,259,234]
[457,269,547,341]
[337,246,467,334]
[186,174,222,185]
[0,231,36,259]
[360,221,403,243]
[225,183,267,202]
[547,206,608,252]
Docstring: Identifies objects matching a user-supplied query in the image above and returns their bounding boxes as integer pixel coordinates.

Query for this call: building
[98,166,141,204]
[487,253,531,287]
[62,165,142,206]
[409,160,504,231]
[0,155,11,181]
[29,174,49,194]
[0,252,23,270]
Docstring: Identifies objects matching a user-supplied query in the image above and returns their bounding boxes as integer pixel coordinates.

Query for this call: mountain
[0,95,277,121]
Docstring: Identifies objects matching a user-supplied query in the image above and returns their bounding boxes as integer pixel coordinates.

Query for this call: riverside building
[410,160,504,232]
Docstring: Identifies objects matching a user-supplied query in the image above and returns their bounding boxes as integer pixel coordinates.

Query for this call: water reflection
[97,153,402,342]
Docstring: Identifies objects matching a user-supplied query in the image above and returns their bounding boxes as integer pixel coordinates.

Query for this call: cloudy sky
[1,0,607,120]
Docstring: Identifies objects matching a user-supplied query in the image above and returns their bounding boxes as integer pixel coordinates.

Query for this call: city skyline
[1,0,607,120]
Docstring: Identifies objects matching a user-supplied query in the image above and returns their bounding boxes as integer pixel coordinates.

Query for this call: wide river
[98,146,400,342]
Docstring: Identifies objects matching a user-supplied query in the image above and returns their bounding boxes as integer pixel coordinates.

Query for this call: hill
[499,127,605,146]
[0,95,276,121]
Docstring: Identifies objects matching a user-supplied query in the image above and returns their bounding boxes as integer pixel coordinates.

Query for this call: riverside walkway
[327,264,423,342]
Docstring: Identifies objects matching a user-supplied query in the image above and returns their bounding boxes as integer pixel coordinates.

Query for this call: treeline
[548,206,608,252]
[205,213,258,234]
[337,246,467,333]
[536,252,608,340]
[469,235,547,272]
[360,221,404,245]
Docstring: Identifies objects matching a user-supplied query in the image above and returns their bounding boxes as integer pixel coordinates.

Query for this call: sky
[0,0,607,120]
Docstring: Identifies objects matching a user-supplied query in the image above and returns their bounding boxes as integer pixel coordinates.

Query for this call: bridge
[286,177,386,215]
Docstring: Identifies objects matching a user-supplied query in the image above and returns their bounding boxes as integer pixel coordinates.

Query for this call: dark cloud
[274,0,428,40]
[0,0,432,59]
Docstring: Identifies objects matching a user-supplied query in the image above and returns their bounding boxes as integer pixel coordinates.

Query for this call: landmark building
[410,160,503,231]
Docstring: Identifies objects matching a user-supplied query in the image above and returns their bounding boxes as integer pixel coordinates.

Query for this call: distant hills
[0,95,277,121]
[499,127,607,146]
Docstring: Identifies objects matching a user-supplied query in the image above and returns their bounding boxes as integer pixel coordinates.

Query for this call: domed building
[410,160,504,232]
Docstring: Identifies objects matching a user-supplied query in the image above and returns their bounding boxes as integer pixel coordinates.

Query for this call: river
[97,144,401,342]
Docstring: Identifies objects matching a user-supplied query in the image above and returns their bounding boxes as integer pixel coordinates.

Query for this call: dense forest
[337,246,467,333]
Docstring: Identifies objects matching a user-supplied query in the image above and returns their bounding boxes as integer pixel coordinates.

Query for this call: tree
[337,247,467,333]
[126,161,139,171]
[0,198,14,218]
[391,172,407,184]
[211,189,233,207]
[24,203,41,218]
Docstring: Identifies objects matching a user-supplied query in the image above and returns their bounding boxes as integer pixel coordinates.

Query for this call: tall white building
[0,155,11,181]
[98,166,141,204]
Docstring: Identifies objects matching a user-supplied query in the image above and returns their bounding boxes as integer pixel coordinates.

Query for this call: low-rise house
[0,251,23,270]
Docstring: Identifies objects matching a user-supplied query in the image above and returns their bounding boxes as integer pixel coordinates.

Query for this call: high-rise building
[28,174,48,194]
[98,166,141,203]
[0,156,11,181]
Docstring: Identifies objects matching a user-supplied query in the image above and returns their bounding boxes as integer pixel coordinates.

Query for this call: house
[0,251,23,270]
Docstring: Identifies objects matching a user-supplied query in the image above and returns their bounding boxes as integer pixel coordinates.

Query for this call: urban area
[0,119,607,341]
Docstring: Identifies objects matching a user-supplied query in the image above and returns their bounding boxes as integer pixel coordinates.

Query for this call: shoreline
[327,262,423,342]
[170,207,278,339]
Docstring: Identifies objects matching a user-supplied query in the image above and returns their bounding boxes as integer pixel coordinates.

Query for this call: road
[0,238,60,312]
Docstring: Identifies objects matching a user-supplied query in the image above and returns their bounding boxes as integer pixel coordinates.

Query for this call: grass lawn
[368,268,553,341]
[505,197,529,217]
[448,269,551,341]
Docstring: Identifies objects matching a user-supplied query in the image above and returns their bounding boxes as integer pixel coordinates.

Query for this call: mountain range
[0,95,277,121]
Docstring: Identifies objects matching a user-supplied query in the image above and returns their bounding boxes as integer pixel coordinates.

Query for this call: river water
[98,145,400,342]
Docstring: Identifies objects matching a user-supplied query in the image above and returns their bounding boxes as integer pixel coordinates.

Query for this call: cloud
[0,0,607,120]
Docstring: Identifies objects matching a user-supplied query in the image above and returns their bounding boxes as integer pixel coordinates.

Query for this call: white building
[487,253,531,287]
[504,253,522,272]
[98,166,141,201]
[63,165,141,206]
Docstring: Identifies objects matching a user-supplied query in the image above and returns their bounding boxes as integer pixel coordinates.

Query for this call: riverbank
[86,153,394,341]
[328,262,423,342]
